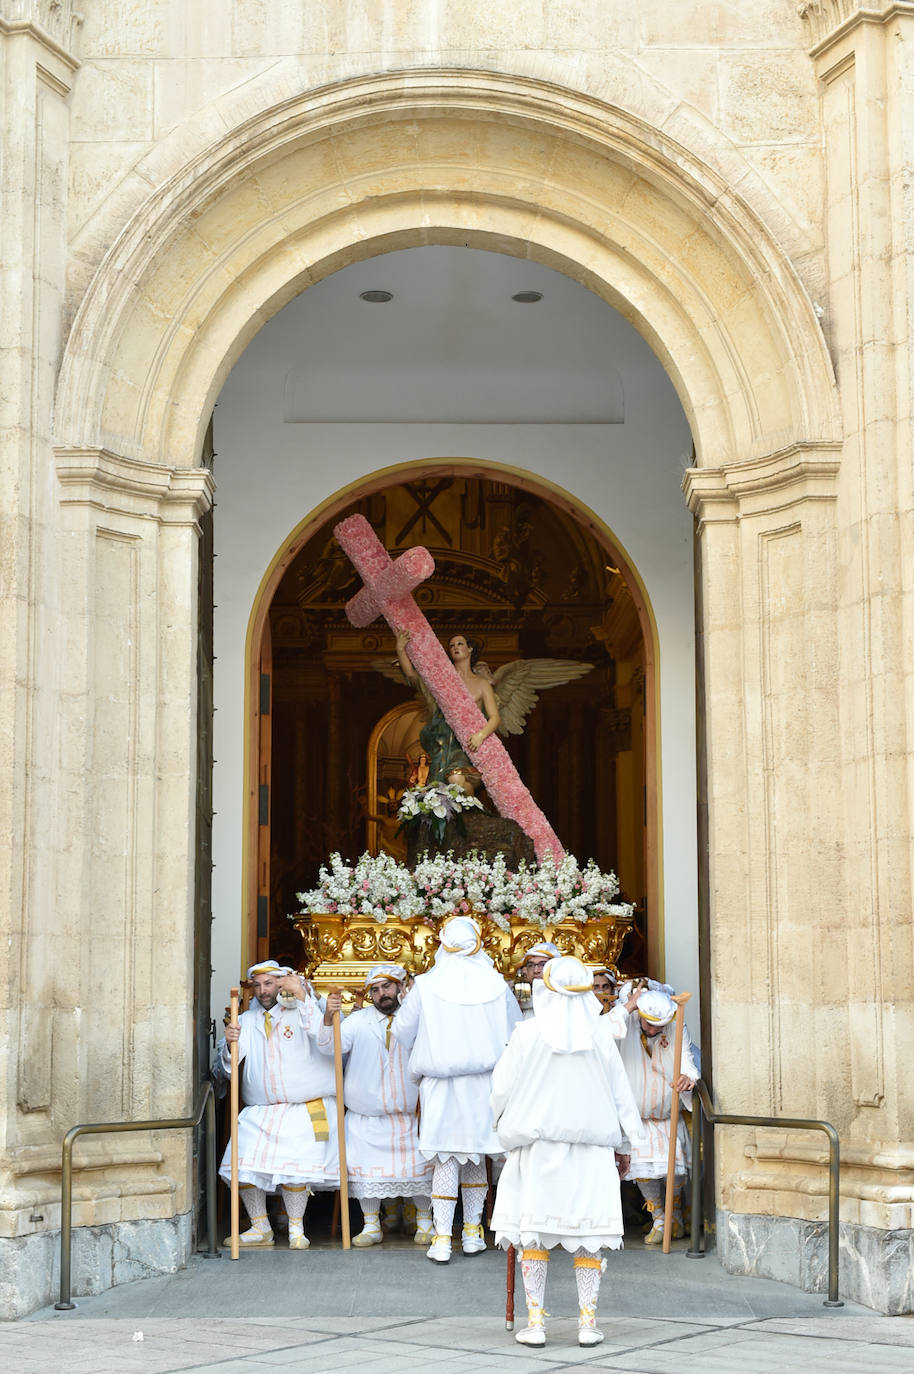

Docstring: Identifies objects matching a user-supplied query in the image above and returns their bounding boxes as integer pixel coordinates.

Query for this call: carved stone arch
[54,70,841,473]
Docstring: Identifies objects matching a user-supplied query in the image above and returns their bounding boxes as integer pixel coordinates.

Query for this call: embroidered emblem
[282,1024,294,1039]
[659,1034,669,1049]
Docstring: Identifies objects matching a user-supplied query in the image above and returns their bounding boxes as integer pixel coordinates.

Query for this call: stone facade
[0,0,911,1316]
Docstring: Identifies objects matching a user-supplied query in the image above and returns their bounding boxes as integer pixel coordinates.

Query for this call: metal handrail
[685,1079,843,1307]
[55,1080,219,1310]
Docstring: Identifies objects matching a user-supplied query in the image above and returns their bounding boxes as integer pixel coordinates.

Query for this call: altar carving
[295,911,634,996]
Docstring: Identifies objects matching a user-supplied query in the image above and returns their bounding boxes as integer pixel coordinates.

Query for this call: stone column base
[0,1212,193,1321]
[717,1209,914,1314]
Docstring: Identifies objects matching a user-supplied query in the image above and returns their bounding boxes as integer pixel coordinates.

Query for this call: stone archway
[50,68,844,1284]
[54,71,839,469]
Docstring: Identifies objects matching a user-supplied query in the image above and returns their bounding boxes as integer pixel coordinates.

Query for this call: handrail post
[55,1084,220,1308]
[823,1122,842,1307]
[204,1084,218,1257]
[683,1082,842,1308]
[55,1127,79,1310]
[686,1091,704,1257]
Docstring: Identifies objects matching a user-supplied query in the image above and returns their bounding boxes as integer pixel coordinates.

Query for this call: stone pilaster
[0,0,80,1317]
[0,442,213,1317]
[688,39,914,1267]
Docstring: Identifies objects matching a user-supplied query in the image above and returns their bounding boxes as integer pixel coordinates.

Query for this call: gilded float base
[293,912,632,996]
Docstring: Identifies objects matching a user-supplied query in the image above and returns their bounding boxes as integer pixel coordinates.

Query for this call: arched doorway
[50,72,841,1256]
[243,466,656,978]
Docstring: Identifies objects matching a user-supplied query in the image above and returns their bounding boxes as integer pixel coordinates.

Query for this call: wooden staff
[663,991,691,1254]
[505,1243,516,1330]
[229,986,240,1260]
[330,987,351,1249]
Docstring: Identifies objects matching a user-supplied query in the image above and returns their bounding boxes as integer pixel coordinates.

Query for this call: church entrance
[248,470,652,976]
[208,243,699,1007]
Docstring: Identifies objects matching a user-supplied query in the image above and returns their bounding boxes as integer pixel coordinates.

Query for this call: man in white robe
[319,962,433,1247]
[391,915,522,1263]
[218,960,338,1248]
[616,986,699,1243]
[491,956,645,1348]
[514,940,560,1019]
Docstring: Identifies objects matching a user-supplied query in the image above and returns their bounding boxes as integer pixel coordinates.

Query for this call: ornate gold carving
[294,912,633,992]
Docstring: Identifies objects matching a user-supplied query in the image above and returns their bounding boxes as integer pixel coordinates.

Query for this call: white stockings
[520,1247,549,1329]
[573,1249,604,1330]
[636,1175,686,1235]
[430,1157,488,1239]
[431,1157,460,1239]
[460,1159,488,1225]
[280,1184,310,1243]
[239,1184,270,1233]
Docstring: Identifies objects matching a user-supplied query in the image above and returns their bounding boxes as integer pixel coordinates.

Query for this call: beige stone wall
[1,0,912,1312]
[706,3,914,1239]
[64,1,825,318]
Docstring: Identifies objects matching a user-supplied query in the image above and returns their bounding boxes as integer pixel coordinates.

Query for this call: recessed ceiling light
[512,291,543,303]
[359,290,393,303]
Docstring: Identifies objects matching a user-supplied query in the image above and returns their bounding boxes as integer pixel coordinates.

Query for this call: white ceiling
[240,245,681,424]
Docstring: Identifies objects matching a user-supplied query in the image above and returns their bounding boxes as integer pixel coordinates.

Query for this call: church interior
[263,476,647,971]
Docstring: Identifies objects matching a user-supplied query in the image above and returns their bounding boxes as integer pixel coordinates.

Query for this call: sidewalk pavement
[4,1234,914,1372]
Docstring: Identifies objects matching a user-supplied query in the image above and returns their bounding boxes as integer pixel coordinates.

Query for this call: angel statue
[388,629,593,795]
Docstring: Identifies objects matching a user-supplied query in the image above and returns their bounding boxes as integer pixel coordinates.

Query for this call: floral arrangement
[295,849,634,930]
[396,783,484,845]
[294,851,425,922]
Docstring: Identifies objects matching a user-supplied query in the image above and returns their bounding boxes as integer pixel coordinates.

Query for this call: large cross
[335,513,565,863]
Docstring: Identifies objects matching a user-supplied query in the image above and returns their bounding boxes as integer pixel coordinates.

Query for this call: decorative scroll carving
[294,912,634,991]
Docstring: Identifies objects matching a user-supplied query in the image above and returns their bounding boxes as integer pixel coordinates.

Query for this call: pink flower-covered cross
[334,513,565,862]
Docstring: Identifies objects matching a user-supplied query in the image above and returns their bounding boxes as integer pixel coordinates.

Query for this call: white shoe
[414,1226,435,1245]
[578,1325,604,1347]
[426,1235,452,1263]
[352,1227,383,1248]
[515,1325,546,1347]
[462,1224,487,1255]
[288,1230,310,1250]
[224,1227,273,1248]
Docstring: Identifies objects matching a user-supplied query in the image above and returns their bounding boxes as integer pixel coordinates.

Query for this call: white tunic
[217,994,339,1191]
[490,1017,645,1252]
[316,1005,433,1199]
[617,1015,699,1179]
[391,972,522,1163]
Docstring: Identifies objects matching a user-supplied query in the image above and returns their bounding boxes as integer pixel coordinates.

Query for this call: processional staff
[662,991,691,1255]
[229,986,240,1261]
[330,986,351,1249]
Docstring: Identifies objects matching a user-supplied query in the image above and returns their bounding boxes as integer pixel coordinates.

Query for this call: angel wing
[492,659,594,736]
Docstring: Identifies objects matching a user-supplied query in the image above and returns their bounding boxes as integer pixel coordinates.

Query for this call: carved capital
[54,447,215,527]
[798,2,914,53]
[682,443,841,526]
[0,1,82,70]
